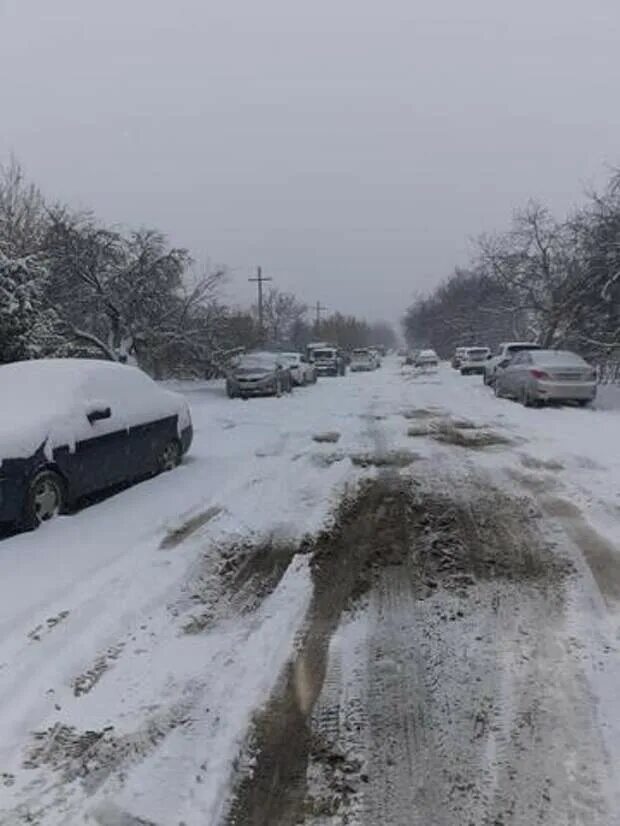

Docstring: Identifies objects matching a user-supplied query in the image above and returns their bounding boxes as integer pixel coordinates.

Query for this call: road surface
[1,359,620,825]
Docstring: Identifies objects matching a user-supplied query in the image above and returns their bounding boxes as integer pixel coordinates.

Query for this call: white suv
[460,347,491,375]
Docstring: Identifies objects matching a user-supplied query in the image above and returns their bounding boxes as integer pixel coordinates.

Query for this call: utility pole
[314,301,327,333]
[249,266,272,341]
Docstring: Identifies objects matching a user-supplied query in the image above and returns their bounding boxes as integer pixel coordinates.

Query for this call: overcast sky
[1,0,620,324]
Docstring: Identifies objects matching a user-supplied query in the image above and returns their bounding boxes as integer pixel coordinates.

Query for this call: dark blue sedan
[0,359,193,530]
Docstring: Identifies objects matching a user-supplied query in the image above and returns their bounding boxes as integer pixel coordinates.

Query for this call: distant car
[279,352,317,386]
[350,348,378,372]
[484,342,542,386]
[460,347,491,375]
[495,349,597,407]
[415,349,439,368]
[0,359,192,530]
[368,348,382,367]
[311,347,346,377]
[226,352,293,398]
[452,347,467,369]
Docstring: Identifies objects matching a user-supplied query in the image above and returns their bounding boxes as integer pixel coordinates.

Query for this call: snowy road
[1,359,620,825]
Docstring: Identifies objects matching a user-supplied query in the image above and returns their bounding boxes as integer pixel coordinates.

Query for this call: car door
[502,353,524,396]
[72,370,132,494]
[116,369,179,477]
[509,352,532,396]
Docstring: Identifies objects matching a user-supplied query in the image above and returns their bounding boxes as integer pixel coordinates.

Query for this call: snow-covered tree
[0,253,61,362]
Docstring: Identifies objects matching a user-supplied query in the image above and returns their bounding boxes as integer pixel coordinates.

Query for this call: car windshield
[238,354,276,369]
[314,350,335,358]
[466,348,488,357]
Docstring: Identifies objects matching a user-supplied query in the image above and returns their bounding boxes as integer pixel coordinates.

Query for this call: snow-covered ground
[1,359,619,825]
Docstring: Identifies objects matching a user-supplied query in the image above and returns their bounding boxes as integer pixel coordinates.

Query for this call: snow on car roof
[0,358,186,463]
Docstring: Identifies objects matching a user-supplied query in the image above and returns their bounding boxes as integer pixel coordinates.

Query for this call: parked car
[306,341,331,362]
[369,348,382,367]
[494,349,597,407]
[226,352,293,398]
[415,349,439,368]
[459,346,491,375]
[279,352,317,386]
[311,347,346,377]
[452,347,467,369]
[484,342,542,386]
[350,348,378,372]
[0,359,192,530]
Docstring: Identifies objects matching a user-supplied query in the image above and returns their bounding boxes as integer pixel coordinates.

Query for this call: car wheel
[483,372,490,385]
[494,380,504,398]
[275,378,283,397]
[159,439,182,472]
[577,399,591,407]
[23,469,66,529]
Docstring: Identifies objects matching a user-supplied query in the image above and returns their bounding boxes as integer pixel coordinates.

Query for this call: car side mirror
[87,406,112,424]
[487,354,493,360]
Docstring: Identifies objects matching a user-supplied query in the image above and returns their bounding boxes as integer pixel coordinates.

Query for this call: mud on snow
[224,454,615,826]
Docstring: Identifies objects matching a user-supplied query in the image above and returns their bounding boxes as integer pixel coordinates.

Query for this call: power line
[249,266,273,340]
[314,301,328,330]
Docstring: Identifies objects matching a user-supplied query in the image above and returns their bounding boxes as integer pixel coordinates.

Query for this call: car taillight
[530,369,550,380]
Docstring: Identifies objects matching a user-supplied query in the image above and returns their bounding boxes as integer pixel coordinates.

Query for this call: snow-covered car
[0,359,192,530]
[459,346,491,375]
[415,349,439,368]
[451,347,467,369]
[279,352,317,386]
[350,348,378,372]
[484,342,542,386]
[226,352,293,398]
[495,349,597,407]
[311,347,346,377]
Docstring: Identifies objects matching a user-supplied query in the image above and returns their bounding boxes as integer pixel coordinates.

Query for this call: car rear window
[530,350,586,366]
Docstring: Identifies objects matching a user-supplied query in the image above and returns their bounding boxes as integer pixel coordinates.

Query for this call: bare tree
[258,288,308,344]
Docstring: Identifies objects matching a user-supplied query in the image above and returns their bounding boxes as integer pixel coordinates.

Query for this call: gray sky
[2,0,620,324]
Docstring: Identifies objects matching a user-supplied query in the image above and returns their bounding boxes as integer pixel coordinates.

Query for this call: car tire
[483,372,490,385]
[494,380,504,398]
[577,399,591,407]
[159,439,182,472]
[275,378,283,397]
[23,469,66,529]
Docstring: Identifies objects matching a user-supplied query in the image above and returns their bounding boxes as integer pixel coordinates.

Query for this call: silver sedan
[495,349,597,407]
